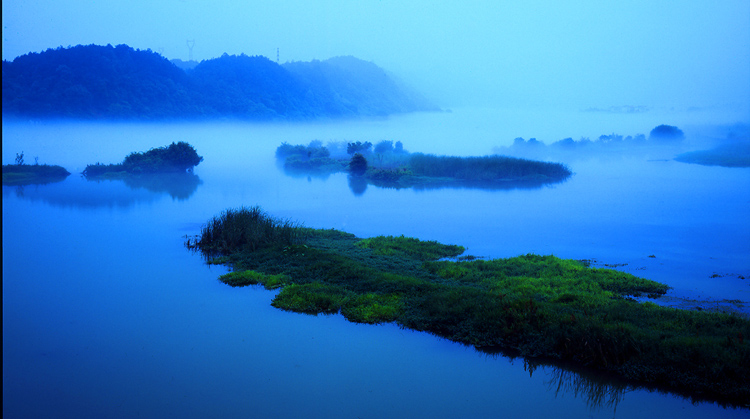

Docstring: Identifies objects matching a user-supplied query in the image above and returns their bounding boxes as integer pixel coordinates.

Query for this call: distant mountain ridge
[2,44,437,120]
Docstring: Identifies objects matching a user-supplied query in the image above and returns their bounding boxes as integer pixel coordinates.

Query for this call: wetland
[3,108,749,418]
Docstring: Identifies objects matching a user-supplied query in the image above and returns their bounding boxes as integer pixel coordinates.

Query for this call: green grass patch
[189,207,750,405]
[356,235,465,261]
[272,282,349,314]
[341,293,404,324]
[219,270,290,289]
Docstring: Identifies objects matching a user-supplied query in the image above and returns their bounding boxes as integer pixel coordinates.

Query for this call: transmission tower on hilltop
[186,39,195,61]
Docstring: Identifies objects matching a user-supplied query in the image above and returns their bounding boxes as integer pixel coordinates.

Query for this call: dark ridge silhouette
[2,44,437,120]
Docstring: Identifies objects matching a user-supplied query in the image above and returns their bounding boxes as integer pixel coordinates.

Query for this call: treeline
[2,44,437,120]
[493,125,686,160]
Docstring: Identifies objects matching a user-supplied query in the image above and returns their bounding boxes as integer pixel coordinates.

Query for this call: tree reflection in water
[120,172,203,200]
[525,359,631,413]
[4,172,202,209]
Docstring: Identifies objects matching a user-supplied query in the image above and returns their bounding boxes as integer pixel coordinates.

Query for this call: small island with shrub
[2,152,71,185]
[186,206,750,406]
[83,141,203,178]
[276,140,572,190]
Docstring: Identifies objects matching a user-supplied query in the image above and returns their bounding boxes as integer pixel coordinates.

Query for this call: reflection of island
[74,141,204,201]
[479,346,632,412]
[494,350,746,412]
[4,171,202,208]
[86,172,203,200]
[276,140,572,195]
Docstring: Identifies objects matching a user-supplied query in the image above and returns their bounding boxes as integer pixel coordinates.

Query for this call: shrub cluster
[83,141,202,177]
[275,141,342,172]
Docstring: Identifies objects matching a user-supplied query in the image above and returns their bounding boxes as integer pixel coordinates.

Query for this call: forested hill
[2,44,438,120]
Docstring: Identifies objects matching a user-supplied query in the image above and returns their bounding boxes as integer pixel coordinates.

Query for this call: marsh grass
[196,206,304,256]
[408,153,572,181]
[356,235,465,261]
[675,142,750,168]
[219,270,290,289]
[2,164,70,185]
[191,209,750,404]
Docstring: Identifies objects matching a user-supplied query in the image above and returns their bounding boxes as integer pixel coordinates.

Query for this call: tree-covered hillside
[284,56,434,117]
[2,44,437,120]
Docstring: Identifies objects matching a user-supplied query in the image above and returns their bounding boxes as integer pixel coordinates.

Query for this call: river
[3,107,749,418]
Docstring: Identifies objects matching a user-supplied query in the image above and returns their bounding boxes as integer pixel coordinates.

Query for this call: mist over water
[4,105,747,166]
[4,0,750,416]
[3,107,749,418]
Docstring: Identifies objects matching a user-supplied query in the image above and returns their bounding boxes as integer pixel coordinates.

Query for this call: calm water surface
[3,109,749,418]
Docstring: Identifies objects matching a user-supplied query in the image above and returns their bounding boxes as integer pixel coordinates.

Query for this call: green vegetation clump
[356,235,465,261]
[348,153,368,176]
[188,207,750,404]
[275,142,345,173]
[275,141,572,189]
[83,141,203,177]
[649,124,685,141]
[408,153,571,181]
[219,270,290,289]
[2,162,70,185]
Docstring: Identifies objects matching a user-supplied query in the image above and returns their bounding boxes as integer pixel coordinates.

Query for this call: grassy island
[188,206,750,406]
[2,153,71,185]
[276,141,572,189]
[675,142,750,168]
[83,141,203,178]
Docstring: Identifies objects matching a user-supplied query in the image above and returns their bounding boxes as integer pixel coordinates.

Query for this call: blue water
[3,109,749,418]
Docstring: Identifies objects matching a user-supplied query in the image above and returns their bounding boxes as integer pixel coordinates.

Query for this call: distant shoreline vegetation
[2,44,437,120]
[493,125,686,159]
[675,142,750,168]
[186,206,750,406]
[275,140,572,190]
[82,141,203,178]
[2,151,70,185]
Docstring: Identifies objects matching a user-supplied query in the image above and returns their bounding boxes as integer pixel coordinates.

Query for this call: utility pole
[276,47,279,63]
[186,39,195,61]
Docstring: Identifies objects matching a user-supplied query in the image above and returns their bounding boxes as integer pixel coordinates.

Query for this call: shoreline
[187,208,750,407]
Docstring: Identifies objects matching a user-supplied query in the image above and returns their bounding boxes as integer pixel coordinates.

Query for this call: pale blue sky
[3,0,749,110]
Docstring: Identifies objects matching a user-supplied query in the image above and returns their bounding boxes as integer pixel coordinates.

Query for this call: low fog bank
[492,122,750,165]
[3,107,748,174]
